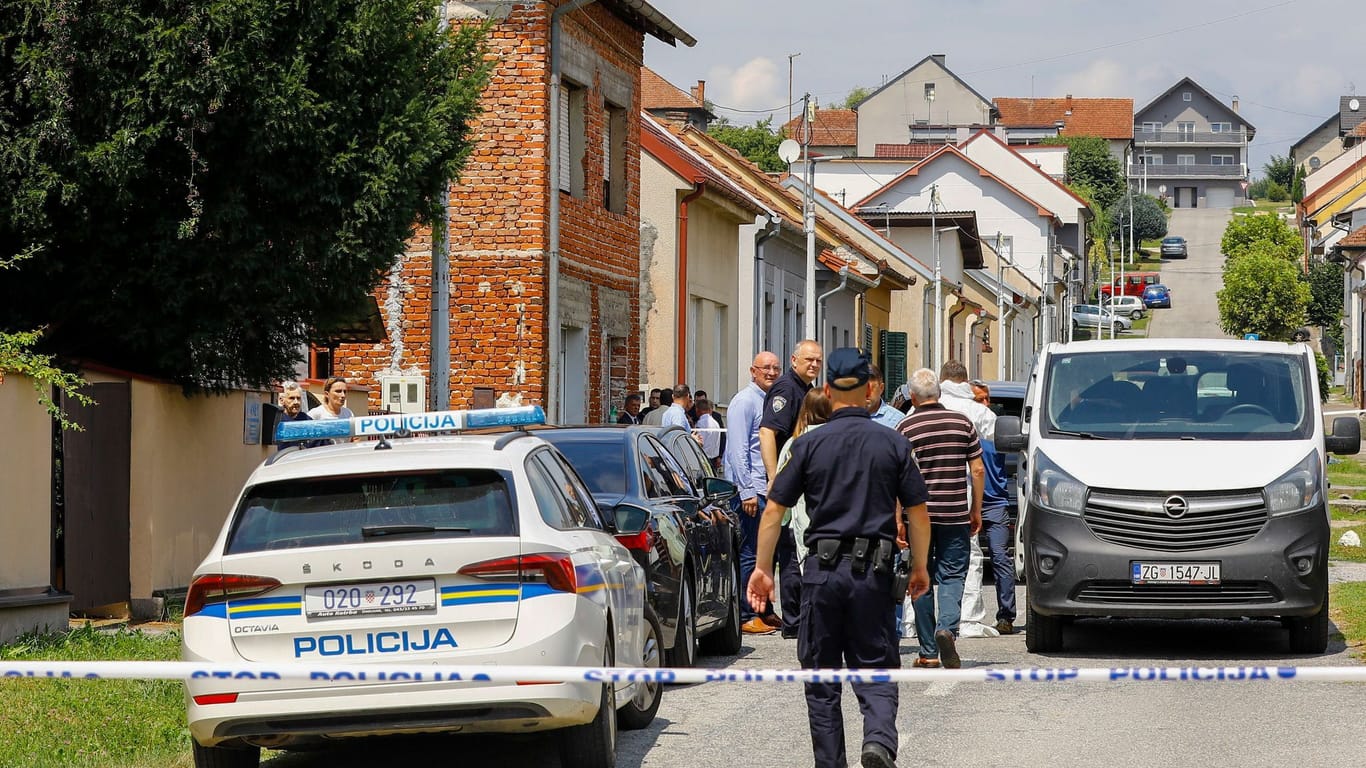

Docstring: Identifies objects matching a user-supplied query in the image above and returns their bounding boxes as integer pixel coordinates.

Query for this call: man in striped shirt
[895,367,985,669]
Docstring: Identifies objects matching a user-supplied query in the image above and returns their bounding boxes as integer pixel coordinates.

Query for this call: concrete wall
[857,58,993,156]
[639,153,690,390]
[0,373,64,639]
[1292,119,1342,176]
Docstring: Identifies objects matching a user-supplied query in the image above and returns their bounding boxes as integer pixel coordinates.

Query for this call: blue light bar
[274,406,546,444]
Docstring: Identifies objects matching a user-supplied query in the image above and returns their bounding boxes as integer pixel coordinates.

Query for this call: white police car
[183,407,660,768]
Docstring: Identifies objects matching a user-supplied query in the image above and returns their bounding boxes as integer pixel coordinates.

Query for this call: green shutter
[879,330,907,403]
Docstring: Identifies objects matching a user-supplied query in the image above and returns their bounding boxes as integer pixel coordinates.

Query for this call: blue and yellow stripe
[227,595,302,620]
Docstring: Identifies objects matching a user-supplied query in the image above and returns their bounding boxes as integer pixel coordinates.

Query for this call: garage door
[1206,187,1235,208]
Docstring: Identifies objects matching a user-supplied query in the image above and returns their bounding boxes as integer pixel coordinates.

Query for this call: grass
[1331,581,1366,657]
[0,625,191,768]
[1232,199,1294,215]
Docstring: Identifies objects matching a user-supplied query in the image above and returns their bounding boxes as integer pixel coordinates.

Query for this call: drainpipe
[816,265,851,365]
[548,0,599,423]
[947,296,970,366]
[753,214,782,354]
[677,182,706,382]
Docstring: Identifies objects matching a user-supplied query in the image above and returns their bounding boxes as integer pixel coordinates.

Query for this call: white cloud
[706,57,784,116]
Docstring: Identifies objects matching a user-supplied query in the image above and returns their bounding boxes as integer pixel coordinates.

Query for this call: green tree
[1042,135,1125,210]
[1263,154,1294,189]
[1108,193,1168,242]
[0,0,492,390]
[1264,180,1289,202]
[1306,257,1344,333]
[708,117,785,173]
[1220,213,1301,261]
[841,86,873,109]
[0,254,92,428]
[1217,246,1310,340]
[1291,165,1307,204]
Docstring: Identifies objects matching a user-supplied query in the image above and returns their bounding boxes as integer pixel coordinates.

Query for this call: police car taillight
[184,574,282,616]
[459,553,577,593]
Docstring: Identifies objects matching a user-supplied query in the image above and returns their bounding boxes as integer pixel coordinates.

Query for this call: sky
[643,0,1356,176]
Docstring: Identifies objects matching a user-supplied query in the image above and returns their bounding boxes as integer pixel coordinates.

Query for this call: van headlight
[1032,450,1087,516]
[1265,452,1321,516]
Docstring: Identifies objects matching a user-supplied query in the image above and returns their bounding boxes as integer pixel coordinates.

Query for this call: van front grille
[1074,581,1278,605]
[1083,488,1267,552]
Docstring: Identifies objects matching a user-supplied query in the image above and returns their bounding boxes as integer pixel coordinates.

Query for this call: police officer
[748,347,931,768]
[759,339,823,637]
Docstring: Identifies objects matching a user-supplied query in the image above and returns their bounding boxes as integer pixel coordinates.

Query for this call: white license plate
[1131,562,1220,585]
[305,579,437,618]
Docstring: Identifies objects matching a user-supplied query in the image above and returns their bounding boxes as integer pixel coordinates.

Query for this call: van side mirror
[994,415,1025,452]
[1326,416,1361,455]
[701,476,738,506]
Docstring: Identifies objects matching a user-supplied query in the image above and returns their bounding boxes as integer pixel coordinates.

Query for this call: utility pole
[787,53,801,126]
[930,184,940,370]
[996,232,1008,380]
[802,93,816,341]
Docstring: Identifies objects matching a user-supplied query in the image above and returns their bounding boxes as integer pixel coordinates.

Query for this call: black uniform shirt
[759,368,813,453]
[768,407,928,545]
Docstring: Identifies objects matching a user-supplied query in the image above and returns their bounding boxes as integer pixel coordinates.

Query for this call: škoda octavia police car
[183,406,660,768]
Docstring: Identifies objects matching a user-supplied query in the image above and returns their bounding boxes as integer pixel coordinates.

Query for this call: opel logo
[1163,495,1189,519]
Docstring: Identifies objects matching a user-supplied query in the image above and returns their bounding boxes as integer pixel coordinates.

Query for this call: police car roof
[250,433,546,485]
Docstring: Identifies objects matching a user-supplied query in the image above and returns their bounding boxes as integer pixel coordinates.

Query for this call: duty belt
[813,537,897,574]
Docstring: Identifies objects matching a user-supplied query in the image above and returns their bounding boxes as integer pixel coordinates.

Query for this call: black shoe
[860,742,896,768]
[934,629,960,669]
[995,619,1017,635]
[781,629,799,639]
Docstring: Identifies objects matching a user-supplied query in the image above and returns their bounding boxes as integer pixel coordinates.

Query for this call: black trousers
[798,555,899,767]
[777,525,801,633]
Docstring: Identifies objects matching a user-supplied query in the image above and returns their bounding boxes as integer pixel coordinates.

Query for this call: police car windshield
[1043,350,1313,441]
[225,469,517,554]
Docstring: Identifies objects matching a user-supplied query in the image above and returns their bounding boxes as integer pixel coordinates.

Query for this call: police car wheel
[1287,589,1329,654]
[561,637,617,768]
[666,574,697,668]
[699,562,742,656]
[618,606,663,730]
[192,742,259,768]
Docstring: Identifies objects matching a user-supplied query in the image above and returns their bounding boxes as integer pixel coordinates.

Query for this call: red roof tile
[641,67,706,112]
[874,143,941,159]
[1340,225,1366,248]
[1351,122,1366,139]
[993,97,1134,140]
[781,109,857,146]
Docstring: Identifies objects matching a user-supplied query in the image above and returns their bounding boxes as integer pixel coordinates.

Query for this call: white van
[994,338,1360,654]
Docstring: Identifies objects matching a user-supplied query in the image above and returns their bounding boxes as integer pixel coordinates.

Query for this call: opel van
[994,339,1360,654]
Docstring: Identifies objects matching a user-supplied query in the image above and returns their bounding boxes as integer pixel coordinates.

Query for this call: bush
[1316,351,1332,402]
[1247,178,1269,200]
[1265,181,1290,202]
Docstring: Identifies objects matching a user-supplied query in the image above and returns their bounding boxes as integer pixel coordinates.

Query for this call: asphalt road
[1146,208,1234,339]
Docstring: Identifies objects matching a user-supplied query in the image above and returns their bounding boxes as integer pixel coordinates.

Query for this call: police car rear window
[225,469,517,554]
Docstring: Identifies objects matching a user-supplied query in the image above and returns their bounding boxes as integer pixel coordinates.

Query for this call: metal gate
[57,383,131,614]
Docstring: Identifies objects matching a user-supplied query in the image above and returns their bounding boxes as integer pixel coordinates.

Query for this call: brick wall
[339,1,644,420]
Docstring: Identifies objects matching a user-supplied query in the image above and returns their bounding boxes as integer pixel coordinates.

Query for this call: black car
[535,425,743,666]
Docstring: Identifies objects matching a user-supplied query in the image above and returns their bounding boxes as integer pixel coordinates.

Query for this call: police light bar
[275,406,546,443]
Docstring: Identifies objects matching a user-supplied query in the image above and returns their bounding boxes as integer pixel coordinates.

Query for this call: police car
[183,406,660,768]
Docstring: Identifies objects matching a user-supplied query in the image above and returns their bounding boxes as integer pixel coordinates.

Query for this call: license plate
[1131,562,1220,585]
[305,579,437,618]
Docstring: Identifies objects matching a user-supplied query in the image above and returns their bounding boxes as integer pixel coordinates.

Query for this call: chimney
[1065,94,1073,115]
[691,80,706,105]
[1231,95,1239,113]
[930,53,946,67]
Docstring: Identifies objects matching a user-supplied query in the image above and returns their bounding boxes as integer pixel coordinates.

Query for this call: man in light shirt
[724,352,782,634]
[661,384,693,429]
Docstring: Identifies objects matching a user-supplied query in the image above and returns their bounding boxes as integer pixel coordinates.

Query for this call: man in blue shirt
[661,384,693,429]
[866,364,904,429]
[725,352,782,634]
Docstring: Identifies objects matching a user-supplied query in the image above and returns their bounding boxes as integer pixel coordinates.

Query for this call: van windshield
[1042,350,1313,440]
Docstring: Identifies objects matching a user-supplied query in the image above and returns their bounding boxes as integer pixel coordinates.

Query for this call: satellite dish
[777,139,801,164]
[1351,98,1361,112]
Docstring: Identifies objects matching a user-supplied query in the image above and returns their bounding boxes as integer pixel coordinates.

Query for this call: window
[559,82,586,197]
[534,453,599,529]
[1177,122,1195,140]
[1183,91,1192,102]
[527,457,574,529]
[1210,155,1235,165]
[1210,122,1232,132]
[924,82,936,101]
[1141,121,1162,132]
[604,101,627,213]
[1141,153,1163,166]
[638,437,691,498]
[1176,154,1195,166]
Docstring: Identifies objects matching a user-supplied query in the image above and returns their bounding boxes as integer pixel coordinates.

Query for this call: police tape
[3,661,1366,685]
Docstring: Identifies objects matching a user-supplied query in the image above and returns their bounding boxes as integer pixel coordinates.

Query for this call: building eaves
[641,113,773,217]
[641,66,708,112]
[1338,224,1366,250]
[852,143,1060,223]
[601,0,696,47]
[1135,76,1256,138]
[959,129,1092,217]
[851,54,995,114]
[1299,152,1366,215]
[1291,112,1339,157]
[781,174,930,281]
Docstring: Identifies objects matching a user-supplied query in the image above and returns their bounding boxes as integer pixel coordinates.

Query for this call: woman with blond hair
[774,388,833,566]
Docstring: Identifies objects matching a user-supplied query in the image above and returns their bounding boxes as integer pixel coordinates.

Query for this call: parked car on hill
[1142,283,1173,308]
[1071,304,1132,334]
[1102,295,1147,319]
[1161,236,1188,259]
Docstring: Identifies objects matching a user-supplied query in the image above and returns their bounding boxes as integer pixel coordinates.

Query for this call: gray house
[1290,97,1366,176]
[854,54,996,157]
[1132,77,1255,208]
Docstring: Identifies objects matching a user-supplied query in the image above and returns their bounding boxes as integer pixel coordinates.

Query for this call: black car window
[535,451,598,529]
[226,469,516,554]
[549,451,605,530]
[664,431,710,488]
[526,454,574,530]
[640,436,693,498]
[546,439,627,495]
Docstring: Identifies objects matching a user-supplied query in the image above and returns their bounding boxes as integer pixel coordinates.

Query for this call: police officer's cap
[826,347,872,390]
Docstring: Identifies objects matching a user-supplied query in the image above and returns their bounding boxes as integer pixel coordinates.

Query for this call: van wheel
[618,605,663,730]
[1287,590,1329,654]
[192,743,259,768]
[561,638,617,768]
[1025,602,1063,653]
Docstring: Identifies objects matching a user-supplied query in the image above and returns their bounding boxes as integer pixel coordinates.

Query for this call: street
[1147,208,1234,339]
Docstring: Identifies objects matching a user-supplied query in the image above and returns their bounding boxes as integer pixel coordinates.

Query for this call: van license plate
[1131,562,1220,585]
[306,579,436,618]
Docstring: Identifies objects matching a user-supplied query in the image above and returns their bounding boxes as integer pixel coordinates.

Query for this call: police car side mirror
[994,416,1025,453]
[1327,416,1361,455]
[701,476,738,506]
[613,503,652,536]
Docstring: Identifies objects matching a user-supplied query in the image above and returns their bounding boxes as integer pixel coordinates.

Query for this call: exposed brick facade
[338,1,646,422]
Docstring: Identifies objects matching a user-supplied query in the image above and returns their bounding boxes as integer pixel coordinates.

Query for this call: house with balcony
[1131,77,1254,208]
